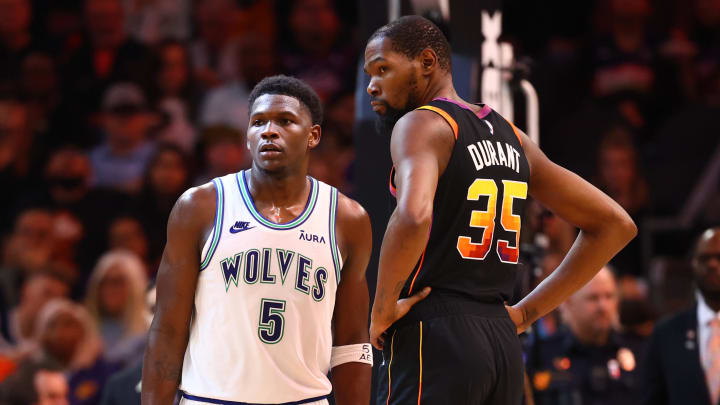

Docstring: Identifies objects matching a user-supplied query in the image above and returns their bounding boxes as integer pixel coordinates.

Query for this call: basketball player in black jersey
[364,16,637,405]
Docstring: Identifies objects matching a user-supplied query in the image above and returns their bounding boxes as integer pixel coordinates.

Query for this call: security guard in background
[525,267,643,405]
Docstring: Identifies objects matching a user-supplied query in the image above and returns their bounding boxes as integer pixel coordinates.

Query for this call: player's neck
[420,76,460,106]
[246,166,309,207]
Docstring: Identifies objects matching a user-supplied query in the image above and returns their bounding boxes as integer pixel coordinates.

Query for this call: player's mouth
[371,100,387,114]
[259,143,283,157]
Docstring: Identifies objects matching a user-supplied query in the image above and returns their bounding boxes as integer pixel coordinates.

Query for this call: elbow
[612,208,638,243]
[583,206,637,244]
[621,214,638,242]
[396,203,433,231]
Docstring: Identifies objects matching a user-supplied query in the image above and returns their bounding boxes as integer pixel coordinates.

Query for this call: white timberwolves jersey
[180,170,342,404]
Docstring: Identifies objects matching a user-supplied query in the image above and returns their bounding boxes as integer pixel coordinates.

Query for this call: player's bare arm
[331,193,373,405]
[506,130,637,332]
[369,110,454,350]
[141,183,216,405]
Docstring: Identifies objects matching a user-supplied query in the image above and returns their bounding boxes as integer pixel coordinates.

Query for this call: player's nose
[367,79,380,97]
[260,122,280,139]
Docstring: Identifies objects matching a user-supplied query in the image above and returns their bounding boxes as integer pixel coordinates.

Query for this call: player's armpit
[142,183,216,405]
[331,193,372,405]
[508,131,637,331]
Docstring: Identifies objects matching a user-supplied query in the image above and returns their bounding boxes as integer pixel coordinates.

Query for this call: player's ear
[420,48,437,74]
[308,124,321,150]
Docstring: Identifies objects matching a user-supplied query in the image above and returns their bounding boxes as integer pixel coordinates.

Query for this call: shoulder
[334,190,371,258]
[168,181,218,230]
[335,191,370,232]
[178,181,217,211]
[393,108,455,142]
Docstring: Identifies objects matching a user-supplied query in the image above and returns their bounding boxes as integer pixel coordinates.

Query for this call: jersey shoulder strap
[415,104,459,140]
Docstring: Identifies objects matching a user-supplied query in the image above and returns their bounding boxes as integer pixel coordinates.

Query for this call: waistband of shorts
[180,391,330,405]
[391,291,509,329]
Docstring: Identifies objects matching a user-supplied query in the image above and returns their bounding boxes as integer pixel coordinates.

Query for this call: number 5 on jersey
[258,299,286,344]
[457,179,527,264]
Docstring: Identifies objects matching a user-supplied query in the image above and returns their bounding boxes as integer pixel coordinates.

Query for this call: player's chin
[255,159,287,173]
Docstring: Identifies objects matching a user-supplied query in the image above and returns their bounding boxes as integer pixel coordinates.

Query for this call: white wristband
[330,343,373,368]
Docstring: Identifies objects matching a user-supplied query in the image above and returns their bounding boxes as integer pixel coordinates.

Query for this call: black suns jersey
[390,98,530,304]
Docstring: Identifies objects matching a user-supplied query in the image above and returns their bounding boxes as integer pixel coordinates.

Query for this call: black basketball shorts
[375,299,523,405]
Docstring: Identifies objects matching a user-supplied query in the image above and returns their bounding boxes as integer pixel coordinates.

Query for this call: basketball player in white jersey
[142,75,376,405]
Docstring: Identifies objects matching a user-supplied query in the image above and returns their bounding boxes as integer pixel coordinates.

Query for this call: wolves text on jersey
[218,248,328,301]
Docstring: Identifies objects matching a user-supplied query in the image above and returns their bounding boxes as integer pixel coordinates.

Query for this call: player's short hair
[248,75,323,125]
[369,15,451,71]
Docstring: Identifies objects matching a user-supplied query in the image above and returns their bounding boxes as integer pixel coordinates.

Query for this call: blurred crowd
[0,0,718,404]
[0,0,356,403]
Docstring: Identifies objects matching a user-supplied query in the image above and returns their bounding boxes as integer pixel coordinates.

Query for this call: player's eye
[281,119,293,125]
[379,66,388,74]
[252,119,265,126]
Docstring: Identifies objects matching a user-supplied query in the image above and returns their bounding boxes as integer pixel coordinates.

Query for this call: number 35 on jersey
[457,178,528,264]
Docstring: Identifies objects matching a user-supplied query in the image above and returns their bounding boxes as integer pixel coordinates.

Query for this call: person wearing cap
[525,267,642,405]
[89,82,157,193]
[642,227,720,405]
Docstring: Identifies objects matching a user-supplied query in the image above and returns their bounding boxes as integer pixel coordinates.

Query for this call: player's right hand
[370,286,431,350]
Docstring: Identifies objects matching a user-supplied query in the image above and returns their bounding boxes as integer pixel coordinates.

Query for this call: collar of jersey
[236,170,318,230]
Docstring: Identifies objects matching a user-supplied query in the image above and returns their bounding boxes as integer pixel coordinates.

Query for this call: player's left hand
[505,304,529,334]
[370,286,431,350]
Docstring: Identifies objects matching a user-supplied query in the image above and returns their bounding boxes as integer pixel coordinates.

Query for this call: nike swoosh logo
[229,222,255,233]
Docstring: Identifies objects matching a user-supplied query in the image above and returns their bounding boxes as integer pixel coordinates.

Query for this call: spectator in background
[18,52,60,141]
[0,272,70,352]
[152,39,197,152]
[85,250,149,367]
[595,129,648,276]
[0,360,64,405]
[107,217,149,273]
[90,82,157,193]
[37,299,119,405]
[189,0,241,89]
[590,0,666,138]
[596,129,649,216]
[0,209,56,306]
[31,147,133,282]
[525,267,643,405]
[195,126,249,185]
[133,143,192,266]
[122,0,191,45]
[61,0,155,145]
[199,33,277,132]
[279,0,356,102]
[99,285,155,405]
[665,0,720,105]
[617,275,655,347]
[0,0,40,93]
[0,100,43,231]
[642,227,720,405]
[0,299,117,405]
[34,368,70,405]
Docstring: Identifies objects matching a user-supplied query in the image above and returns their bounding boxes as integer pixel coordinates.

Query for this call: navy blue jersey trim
[180,391,329,405]
[199,178,225,271]
[236,170,318,231]
[328,187,341,284]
